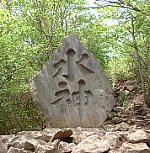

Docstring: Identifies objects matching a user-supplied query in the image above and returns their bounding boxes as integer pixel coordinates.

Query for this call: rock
[120,142,150,153]
[58,141,76,153]
[108,148,122,153]
[35,134,52,142]
[76,134,100,145]
[113,107,124,112]
[0,135,15,144]
[127,85,135,91]
[102,132,120,148]
[108,113,114,120]
[113,122,129,131]
[122,118,128,122]
[127,130,149,143]
[30,34,115,128]
[72,135,111,153]
[18,131,52,142]
[112,117,123,124]
[24,140,35,150]
[51,129,73,142]
[7,147,32,153]
[73,130,96,144]
[0,142,7,153]
[8,135,47,151]
[72,140,111,153]
[35,144,57,153]
[8,136,25,149]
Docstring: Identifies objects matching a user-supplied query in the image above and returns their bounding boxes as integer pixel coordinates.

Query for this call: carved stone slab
[30,34,115,127]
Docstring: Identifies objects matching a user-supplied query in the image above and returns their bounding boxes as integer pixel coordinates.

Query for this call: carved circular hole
[58,81,67,88]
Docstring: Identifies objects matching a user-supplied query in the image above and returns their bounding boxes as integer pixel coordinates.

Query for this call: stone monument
[30,34,115,127]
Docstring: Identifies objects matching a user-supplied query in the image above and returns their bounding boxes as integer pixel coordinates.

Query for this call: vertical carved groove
[78,79,86,120]
[66,49,76,81]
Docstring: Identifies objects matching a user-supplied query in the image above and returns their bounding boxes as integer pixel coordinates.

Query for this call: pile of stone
[1,127,150,153]
[107,105,150,129]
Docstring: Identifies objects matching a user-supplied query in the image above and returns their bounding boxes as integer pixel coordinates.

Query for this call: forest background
[0,0,150,134]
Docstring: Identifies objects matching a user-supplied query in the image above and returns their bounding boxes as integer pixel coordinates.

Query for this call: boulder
[7,147,32,153]
[73,130,96,144]
[18,131,52,142]
[0,135,15,144]
[30,34,115,128]
[102,132,120,148]
[127,130,149,143]
[51,129,73,142]
[112,117,123,124]
[113,122,129,131]
[8,135,47,151]
[120,142,150,153]
[35,144,57,153]
[58,141,76,153]
[0,142,7,153]
[72,135,111,153]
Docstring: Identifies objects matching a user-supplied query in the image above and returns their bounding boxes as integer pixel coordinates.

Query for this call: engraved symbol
[52,87,71,115]
[66,49,76,81]
[53,59,66,77]
[72,79,93,120]
[52,49,94,117]
[76,53,95,74]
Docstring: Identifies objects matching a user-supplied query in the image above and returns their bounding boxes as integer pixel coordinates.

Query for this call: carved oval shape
[58,81,67,88]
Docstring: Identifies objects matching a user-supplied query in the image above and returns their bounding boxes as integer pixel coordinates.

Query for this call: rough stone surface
[7,147,31,153]
[112,117,123,124]
[0,135,15,144]
[72,134,111,153]
[113,122,129,131]
[8,135,46,151]
[102,132,120,148]
[73,130,96,144]
[51,129,73,141]
[18,131,52,142]
[59,141,76,153]
[35,144,56,153]
[30,34,115,127]
[0,142,7,153]
[120,142,150,153]
[127,130,149,143]
[1,128,150,153]
[72,139,111,153]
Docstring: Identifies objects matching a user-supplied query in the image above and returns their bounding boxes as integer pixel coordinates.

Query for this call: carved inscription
[30,34,115,127]
[52,49,94,119]
[72,79,93,120]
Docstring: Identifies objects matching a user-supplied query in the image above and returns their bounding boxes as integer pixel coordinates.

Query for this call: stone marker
[29,34,115,127]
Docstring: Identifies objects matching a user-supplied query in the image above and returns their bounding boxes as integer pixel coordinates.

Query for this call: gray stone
[112,117,123,124]
[102,132,120,148]
[51,129,73,142]
[127,130,149,143]
[7,147,31,153]
[18,131,52,142]
[113,122,129,131]
[30,34,115,127]
[72,135,111,153]
[8,135,46,151]
[120,142,150,153]
[58,142,76,153]
[35,144,56,153]
[0,135,15,144]
[0,142,7,153]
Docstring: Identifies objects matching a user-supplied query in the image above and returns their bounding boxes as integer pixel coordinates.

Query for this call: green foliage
[118,91,129,108]
[0,92,45,134]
